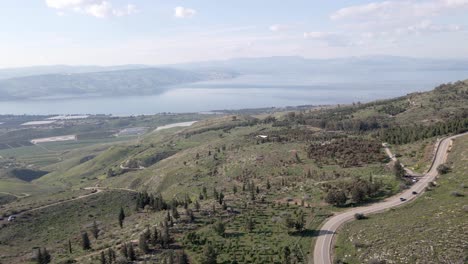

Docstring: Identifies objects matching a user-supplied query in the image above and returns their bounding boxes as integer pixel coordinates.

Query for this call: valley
[0,80,467,263]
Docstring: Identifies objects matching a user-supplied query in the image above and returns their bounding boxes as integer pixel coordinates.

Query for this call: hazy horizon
[2,1,468,68]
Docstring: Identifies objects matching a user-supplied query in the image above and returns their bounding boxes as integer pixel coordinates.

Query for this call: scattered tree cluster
[307,138,387,167]
[379,117,468,145]
[323,178,383,206]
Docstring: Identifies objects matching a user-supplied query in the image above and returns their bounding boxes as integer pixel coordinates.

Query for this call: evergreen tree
[107,248,116,264]
[233,185,237,194]
[151,227,159,246]
[128,243,136,261]
[172,206,180,220]
[201,244,218,264]
[195,200,201,211]
[42,248,51,264]
[167,250,174,264]
[218,192,224,205]
[294,211,305,232]
[139,232,149,254]
[394,161,405,179]
[245,217,254,233]
[36,248,43,264]
[250,187,256,201]
[213,220,225,236]
[161,221,171,248]
[121,243,128,259]
[282,246,291,264]
[68,239,72,254]
[81,232,91,250]
[92,220,100,239]
[178,251,189,264]
[186,208,195,223]
[100,251,106,264]
[118,207,125,228]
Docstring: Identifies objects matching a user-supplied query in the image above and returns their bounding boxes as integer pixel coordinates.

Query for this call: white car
[7,215,16,222]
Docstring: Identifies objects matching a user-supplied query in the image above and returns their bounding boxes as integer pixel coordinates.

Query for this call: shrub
[451,191,464,197]
[354,213,366,220]
[437,164,451,174]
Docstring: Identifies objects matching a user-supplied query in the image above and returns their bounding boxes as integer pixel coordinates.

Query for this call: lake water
[0,71,466,115]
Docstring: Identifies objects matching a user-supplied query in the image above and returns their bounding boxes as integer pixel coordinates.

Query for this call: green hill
[1,79,467,263]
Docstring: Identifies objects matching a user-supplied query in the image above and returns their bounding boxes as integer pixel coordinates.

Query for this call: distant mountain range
[0,56,467,100]
[0,67,237,100]
[171,55,468,74]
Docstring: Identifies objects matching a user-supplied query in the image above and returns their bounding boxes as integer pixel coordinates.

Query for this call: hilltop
[0,79,467,263]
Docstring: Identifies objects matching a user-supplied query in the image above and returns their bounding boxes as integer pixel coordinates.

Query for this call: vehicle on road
[7,215,16,222]
[412,191,418,195]
[399,197,406,202]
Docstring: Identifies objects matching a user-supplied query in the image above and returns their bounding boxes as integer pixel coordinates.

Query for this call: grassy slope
[0,190,139,263]
[334,134,468,264]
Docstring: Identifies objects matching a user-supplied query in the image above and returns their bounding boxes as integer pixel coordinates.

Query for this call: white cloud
[45,0,137,18]
[327,0,466,45]
[269,24,291,32]
[174,6,197,18]
[331,0,468,22]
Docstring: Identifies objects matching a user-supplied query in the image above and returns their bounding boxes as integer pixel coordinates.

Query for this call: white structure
[21,120,56,126]
[31,135,77,144]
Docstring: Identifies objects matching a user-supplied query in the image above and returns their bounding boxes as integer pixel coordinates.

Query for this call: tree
[151,227,159,246]
[195,200,201,211]
[68,239,72,254]
[81,232,91,250]
[100,251,106,264]
[250,187,256,201]
[121,243,128,259]
[233,185,237,194]
[36,248,51,264]
[350,185,366,204]
[354,213,366,220]
[218,192,224,205]
[172,206,180,220]
[213,220,225,236]
[107,248,116,264]
[139,233,149,254]
[325,189,347,206]
[161,221,171,248]
[394,161,406,179]
[36,248,43,264]
[201,244,218,264]
[128,243,136,261]
[186,208,195,223]
[245,217,254,232]
[437,164,450,174]
[42,248,51,264]
[266,179,271,190]
[118,207,125,228]
[294,211,305,232]
[178,251,189,264]
[282,246,291,264]
[92,220,100,239]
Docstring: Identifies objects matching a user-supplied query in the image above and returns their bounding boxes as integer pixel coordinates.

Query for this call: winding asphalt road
[313,132,467,264]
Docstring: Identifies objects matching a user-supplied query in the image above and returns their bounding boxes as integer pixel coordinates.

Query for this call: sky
[1,0,468,67]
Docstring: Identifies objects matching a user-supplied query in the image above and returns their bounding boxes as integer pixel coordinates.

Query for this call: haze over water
[1,70,466,115]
